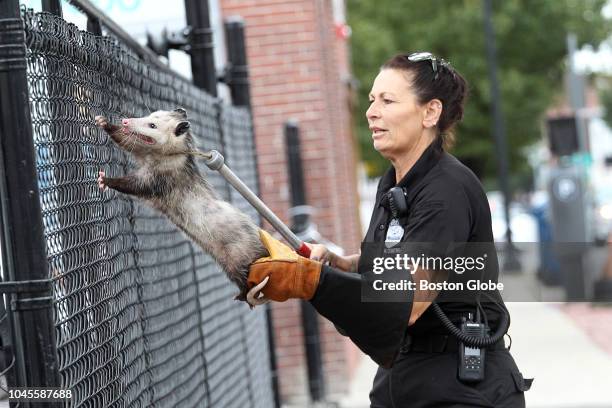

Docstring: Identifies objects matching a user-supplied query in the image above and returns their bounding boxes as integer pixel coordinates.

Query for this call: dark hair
[381,53,468,150]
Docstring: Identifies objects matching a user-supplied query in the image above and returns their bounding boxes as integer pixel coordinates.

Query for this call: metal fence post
[285,120,326,403]
[185,0,217,95]
[224,16,251,108]
[224,15,281,407]
[41,0,62,15]
[0,0,60,396]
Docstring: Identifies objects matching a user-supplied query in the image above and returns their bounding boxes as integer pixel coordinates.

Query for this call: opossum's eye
[149,123,157,129]
[175,121,190,136]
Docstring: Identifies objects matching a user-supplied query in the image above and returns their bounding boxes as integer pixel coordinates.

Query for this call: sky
[575,0,612,73]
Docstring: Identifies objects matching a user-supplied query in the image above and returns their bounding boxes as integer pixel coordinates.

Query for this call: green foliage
[600,83,612,129]
[347,0,610,180]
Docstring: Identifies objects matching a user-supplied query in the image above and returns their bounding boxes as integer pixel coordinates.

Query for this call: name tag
[385,218,404,248]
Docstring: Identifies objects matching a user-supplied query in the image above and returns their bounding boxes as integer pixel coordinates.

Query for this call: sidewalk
[340,302,612,408]
[509,302,612,408]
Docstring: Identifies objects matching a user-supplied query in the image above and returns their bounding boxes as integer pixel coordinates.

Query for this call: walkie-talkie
[458,314,487,382]
[387,187,408,217]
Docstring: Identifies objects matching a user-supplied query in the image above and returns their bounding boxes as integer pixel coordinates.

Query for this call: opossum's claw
[97,170,108,192]
[95,115,108,129]
[246,276,270,308]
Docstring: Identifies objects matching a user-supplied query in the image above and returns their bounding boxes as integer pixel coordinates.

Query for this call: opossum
[95,109,268,301]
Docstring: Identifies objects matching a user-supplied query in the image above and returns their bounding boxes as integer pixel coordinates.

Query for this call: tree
[600,82,612,129]
[347,0,610,184]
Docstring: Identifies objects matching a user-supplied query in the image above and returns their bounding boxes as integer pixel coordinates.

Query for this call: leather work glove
[247,231,414,368]
[246,230,322,305]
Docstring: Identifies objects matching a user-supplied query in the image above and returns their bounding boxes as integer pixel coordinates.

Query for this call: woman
[247,52,531,407]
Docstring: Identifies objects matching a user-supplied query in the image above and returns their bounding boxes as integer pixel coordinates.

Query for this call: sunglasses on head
[406,52,445,81]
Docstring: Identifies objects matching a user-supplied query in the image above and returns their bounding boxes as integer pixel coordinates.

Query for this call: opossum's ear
[174,108,187,118]
[175,121,190,136]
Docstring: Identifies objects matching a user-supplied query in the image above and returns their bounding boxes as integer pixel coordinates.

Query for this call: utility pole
[483,0,522,272]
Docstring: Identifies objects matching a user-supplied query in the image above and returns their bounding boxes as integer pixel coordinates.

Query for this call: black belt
[400,334,506,354]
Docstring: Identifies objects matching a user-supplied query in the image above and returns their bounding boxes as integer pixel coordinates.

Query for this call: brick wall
[219,0,362,404]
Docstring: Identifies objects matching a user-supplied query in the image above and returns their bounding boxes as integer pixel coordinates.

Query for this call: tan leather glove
[247,230,322,303]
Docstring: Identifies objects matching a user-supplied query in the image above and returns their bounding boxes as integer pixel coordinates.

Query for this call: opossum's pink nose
[122,118,129,126]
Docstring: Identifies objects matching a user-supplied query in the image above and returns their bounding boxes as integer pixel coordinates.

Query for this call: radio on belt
[458,314,487,382]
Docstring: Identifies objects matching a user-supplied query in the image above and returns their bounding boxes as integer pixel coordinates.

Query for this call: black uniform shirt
[363,141,505,335]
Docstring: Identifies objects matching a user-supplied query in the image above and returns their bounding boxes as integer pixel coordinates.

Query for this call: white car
[487,191,538,243]
[593,185,612,245]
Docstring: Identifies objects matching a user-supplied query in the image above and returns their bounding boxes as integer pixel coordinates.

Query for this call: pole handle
[297,242,311,258]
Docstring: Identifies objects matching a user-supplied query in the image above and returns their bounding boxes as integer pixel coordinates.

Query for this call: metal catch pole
[202,150,311,257]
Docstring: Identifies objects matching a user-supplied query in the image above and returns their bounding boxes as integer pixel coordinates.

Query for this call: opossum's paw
[233,279,249,303]
[95,115,108,129]
[97,170,108,192]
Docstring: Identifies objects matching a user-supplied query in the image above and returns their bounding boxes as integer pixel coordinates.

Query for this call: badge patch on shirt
[385,218,404,248]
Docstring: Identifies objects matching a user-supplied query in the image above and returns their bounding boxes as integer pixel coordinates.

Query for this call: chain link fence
[8,6,275,407]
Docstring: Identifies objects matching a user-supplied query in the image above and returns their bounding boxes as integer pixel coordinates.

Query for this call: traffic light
[547,117,579,157]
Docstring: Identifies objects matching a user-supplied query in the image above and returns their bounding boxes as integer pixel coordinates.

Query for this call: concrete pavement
[510,302,612,408]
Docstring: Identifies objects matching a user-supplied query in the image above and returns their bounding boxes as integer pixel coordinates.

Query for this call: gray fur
[95,111,267,300]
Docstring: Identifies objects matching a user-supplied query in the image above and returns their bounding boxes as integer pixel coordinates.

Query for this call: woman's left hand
[246,231,322,307]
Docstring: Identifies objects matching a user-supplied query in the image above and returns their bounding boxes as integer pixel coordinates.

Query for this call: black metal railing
[0,0,274,406]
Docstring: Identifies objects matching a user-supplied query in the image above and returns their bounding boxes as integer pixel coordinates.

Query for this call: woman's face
[366,68,433,159]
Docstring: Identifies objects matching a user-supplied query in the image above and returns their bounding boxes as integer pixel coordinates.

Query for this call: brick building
[219,0,363,404]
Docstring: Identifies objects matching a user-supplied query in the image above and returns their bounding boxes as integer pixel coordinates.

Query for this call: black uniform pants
[369,348,529,408]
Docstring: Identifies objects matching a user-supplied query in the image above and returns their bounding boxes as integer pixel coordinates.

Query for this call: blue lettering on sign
[95,0,142,13]
[115,0,141,12]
